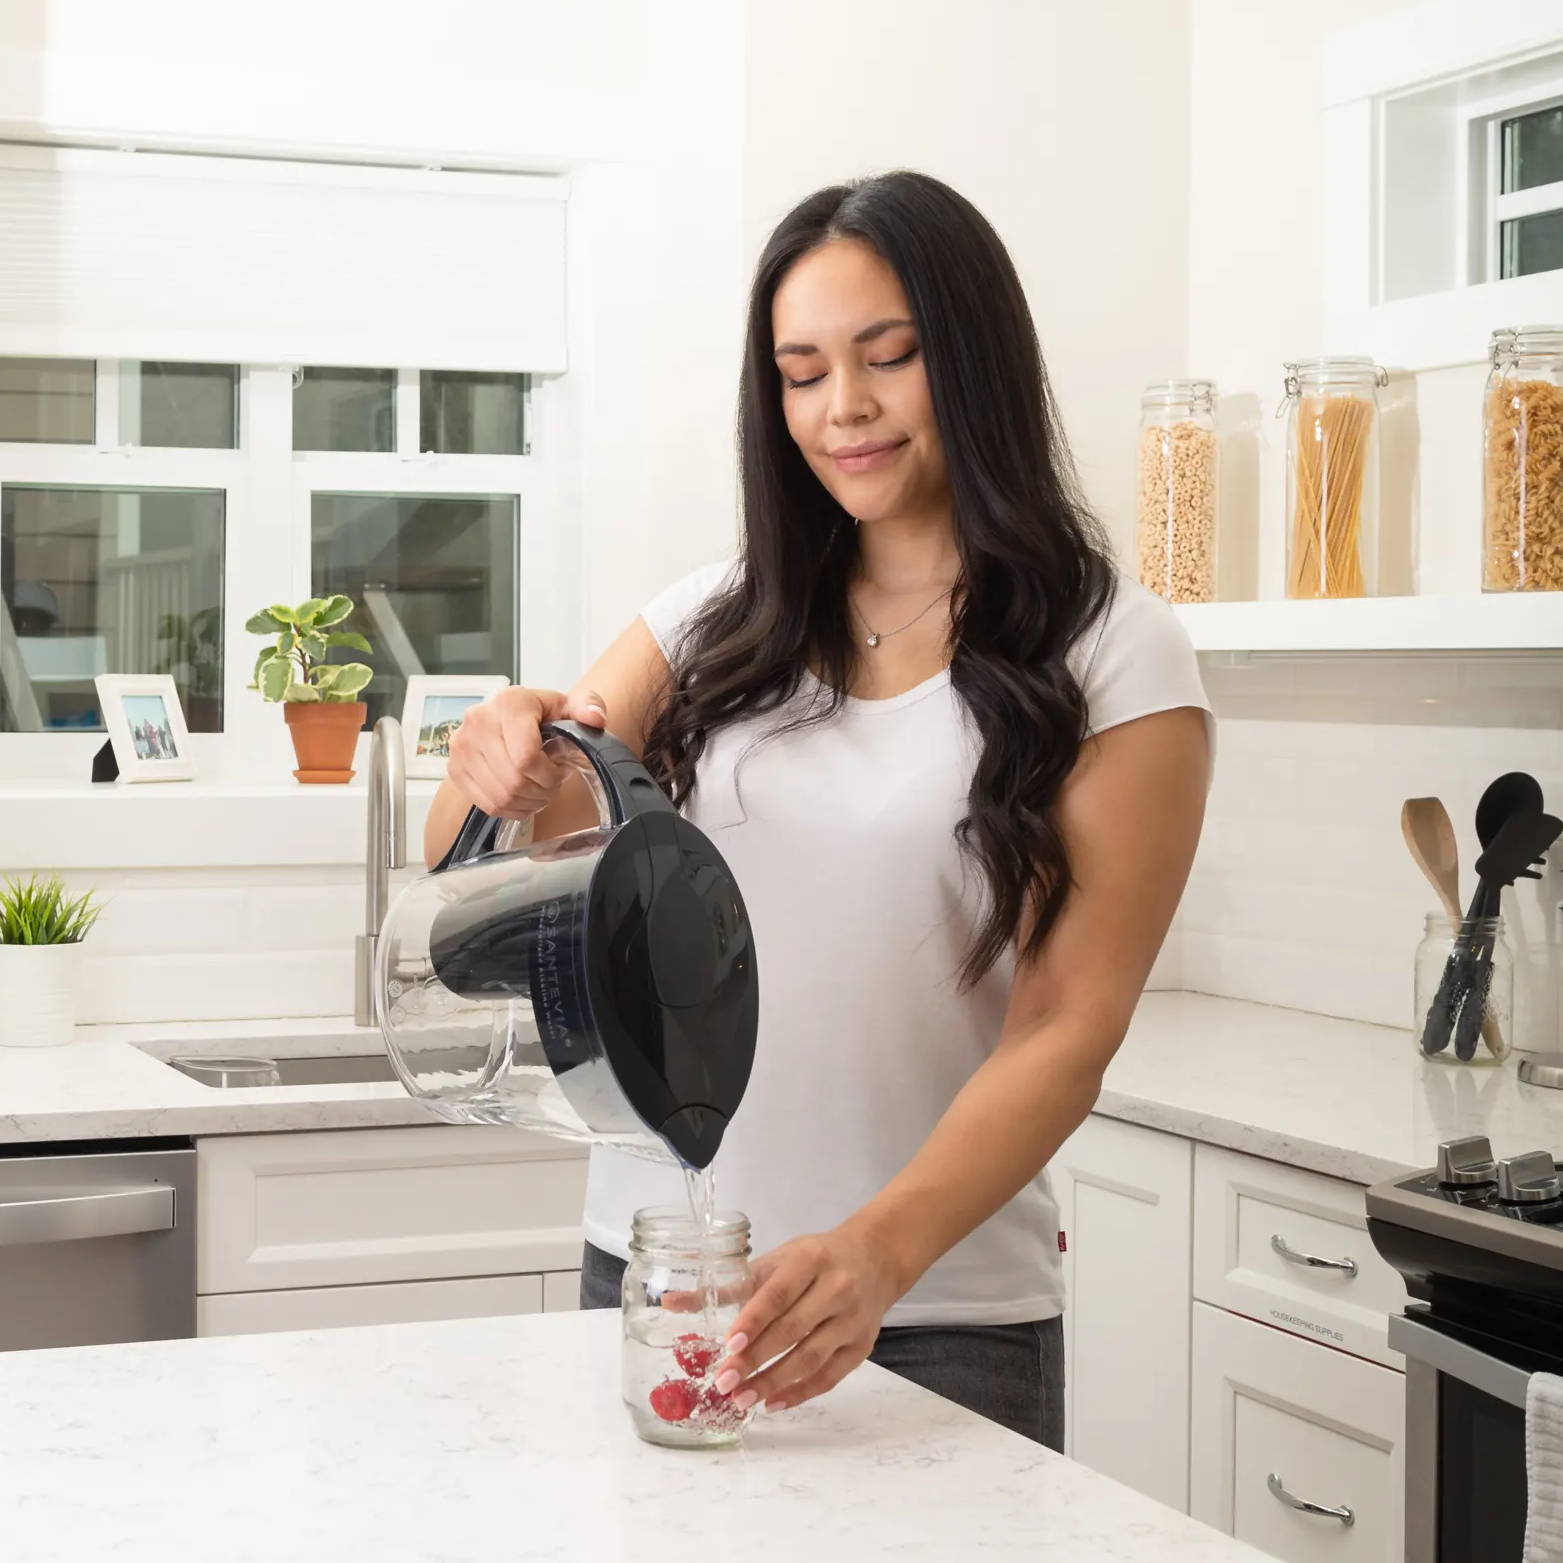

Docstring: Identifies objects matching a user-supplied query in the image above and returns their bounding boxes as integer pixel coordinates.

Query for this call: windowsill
[0,777,442,871]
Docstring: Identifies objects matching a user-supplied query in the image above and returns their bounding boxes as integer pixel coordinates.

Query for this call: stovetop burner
[1367,1135,1563,1354]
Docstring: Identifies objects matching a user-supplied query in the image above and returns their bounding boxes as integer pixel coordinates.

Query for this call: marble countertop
[3,993,1559,1182]
[0,1308,1265,1562]
[1105,991,1563,1184]
[0,1014,442,1143]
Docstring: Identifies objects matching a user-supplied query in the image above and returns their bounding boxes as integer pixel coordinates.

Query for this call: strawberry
[648,1378,698,1423]
[673,1333,720,1378]
[695,1384,746,1432]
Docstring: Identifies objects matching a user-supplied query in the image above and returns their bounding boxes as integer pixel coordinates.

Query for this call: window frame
[0,360,548,781]
[1322,5,1563,372]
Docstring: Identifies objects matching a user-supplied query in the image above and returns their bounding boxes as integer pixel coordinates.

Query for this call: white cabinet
[196,1125,588,1339]
[1193,1145,1407,1369]
[1050,1113,1193,1512]
[199,1273,544,1337]
[198,1124,588,1293]
[542,1271,581,1313]
[1190,1302,1404,1563]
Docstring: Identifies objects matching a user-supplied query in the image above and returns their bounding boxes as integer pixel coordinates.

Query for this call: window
[311,491,518,727]
[1,485,224,731]
[0,359,539,770]
[1496,102,1563,279]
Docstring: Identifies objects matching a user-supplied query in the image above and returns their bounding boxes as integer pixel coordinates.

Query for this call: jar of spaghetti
[1137,379,1219,603]
[1280,357,1386,599]
[1484,326,1563,593]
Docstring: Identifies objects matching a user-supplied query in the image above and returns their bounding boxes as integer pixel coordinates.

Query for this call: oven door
[1391,1310,1541,1563]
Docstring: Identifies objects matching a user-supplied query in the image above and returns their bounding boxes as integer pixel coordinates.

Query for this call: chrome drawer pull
[1267,1471,1355,1526]
[1271,1232,1358,1277]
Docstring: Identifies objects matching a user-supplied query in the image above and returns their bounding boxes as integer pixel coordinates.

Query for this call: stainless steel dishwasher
[0,1138,195,1351]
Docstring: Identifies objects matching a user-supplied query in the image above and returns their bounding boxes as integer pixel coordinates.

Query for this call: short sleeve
[1069,573,1213,741]
[638,558,738,660]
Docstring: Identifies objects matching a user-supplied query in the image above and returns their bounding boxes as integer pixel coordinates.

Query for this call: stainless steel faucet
[355,715,406,1027]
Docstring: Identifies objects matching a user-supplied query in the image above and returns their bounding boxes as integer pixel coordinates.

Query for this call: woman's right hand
[445,685,609,821]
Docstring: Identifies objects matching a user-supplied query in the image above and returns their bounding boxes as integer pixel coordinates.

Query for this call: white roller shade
[0,146,567,372]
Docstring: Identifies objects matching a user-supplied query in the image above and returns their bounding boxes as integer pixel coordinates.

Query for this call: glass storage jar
[622,1206,755,1449]
[1484,326,1563,593]
[1137,379,1219,603]
[1281,357,1386,599]
[1414,913,1513,1066]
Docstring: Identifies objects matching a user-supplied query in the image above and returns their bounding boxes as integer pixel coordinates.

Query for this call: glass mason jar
[1136,379,1219,603]
[622,1207,756,1449]
[1414,913,1514,1066]
[1281,357,1386,599]
[1484,326,1563,593]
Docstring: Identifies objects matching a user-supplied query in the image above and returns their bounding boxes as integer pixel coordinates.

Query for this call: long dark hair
[643,170,1116,988]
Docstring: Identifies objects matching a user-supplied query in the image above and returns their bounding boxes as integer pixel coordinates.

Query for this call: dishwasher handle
[0,1184,176,1246]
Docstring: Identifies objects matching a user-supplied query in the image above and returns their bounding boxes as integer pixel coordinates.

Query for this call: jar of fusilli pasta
[1136,380,1219,603]
[1484,326,1563,593]
[1280,357,1386,599]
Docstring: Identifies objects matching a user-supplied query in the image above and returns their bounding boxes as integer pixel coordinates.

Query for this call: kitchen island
[0,1308,1265,1561]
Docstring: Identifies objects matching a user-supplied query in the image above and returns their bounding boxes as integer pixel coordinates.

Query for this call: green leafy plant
[0,874,103,945]
[245,596,374,704]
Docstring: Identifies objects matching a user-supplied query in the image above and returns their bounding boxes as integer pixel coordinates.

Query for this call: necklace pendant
[865,632,881,648]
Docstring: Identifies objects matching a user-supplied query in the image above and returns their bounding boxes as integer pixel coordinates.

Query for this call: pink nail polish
[726,1332,749,1355]
[766,1399,788,1413]
[734,1389,758,1412]
[714,1369,741,1396]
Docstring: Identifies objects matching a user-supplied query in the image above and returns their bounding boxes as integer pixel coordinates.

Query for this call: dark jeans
[580,1241,1064,1449]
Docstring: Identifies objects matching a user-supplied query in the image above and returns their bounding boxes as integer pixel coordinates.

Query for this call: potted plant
[246,596,374,784]
[0,874,103,1048]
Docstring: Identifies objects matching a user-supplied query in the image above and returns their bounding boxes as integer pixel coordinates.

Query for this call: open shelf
[1175,592,1562,654]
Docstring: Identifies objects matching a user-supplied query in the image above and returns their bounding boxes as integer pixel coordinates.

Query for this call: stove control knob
[1496,1151,1563,1205]
[1436,1136,1497,1188]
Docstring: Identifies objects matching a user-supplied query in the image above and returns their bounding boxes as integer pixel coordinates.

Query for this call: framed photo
[401,675,510,778]
[94,674,196,783]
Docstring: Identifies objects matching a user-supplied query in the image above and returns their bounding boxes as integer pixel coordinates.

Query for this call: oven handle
[1389,1313,1531,1410]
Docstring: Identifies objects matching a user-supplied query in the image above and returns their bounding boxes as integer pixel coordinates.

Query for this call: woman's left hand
[712,1224,905,1414]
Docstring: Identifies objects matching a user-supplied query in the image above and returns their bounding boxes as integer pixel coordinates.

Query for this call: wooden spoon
[1401,797,1507,1058]
[1402,798,1462,926]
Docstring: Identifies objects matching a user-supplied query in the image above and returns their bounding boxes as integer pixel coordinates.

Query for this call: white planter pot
[0,943,86,1048]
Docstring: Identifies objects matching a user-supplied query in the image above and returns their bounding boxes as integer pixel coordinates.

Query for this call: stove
[1368,1136,1563,1563]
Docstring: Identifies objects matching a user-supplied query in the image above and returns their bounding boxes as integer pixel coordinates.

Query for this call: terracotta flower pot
[284,701,367,784]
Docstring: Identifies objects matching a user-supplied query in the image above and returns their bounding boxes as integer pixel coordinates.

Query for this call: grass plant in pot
[0,874,103,1048]
[247,596,374,784]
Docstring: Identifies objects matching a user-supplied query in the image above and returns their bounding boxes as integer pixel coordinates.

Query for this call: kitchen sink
[166,1053,399,1088]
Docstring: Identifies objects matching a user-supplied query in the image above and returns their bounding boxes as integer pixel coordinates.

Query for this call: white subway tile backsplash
[1174,654,1563,1036]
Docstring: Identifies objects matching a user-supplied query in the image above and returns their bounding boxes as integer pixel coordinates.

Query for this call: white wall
[744,0,1193,556]
[1181,0,1563,1044]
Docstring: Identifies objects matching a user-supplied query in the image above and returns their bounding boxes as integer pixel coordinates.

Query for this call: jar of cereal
[1484,326,1563,593]
[1136,379,1218,603]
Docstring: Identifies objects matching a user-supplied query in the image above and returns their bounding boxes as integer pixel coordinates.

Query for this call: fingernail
[583,703,606,721]
[766,1399,788,1413]
[725,1332,749,1355]
[734,1390,758,1411]
[714,1370,741,1396]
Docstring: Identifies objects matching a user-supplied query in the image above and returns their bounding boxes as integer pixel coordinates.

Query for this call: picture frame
[401,675,510,779]
[94,674,197,783]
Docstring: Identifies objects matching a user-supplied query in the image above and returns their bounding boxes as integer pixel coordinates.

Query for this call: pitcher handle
[436,718,674,871]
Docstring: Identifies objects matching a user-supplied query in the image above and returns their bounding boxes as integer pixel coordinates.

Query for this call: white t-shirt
[582,559,1212,1326]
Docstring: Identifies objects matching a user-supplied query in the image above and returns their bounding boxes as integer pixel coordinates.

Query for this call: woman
[422,170,1212,1448]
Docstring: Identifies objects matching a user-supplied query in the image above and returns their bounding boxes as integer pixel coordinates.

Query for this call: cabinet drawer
[198,1272,543,1336]
[1193,1144,1406,1368]
[198,1125,588,1294]
[1191,1302,1404,1563]
[542,1271,582,1313]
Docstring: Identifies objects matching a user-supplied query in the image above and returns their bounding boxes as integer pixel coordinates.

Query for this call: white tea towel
[1525,1371,1563,1563]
